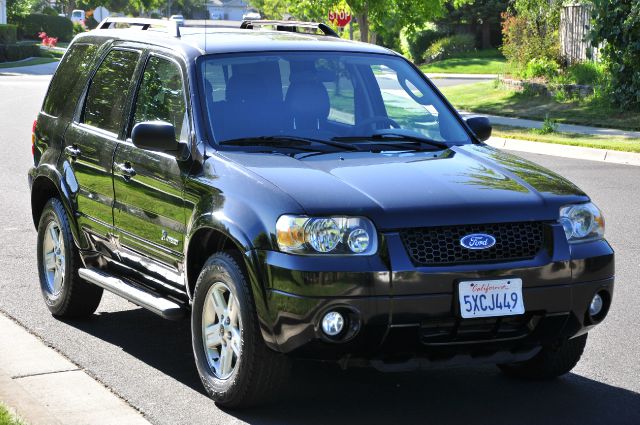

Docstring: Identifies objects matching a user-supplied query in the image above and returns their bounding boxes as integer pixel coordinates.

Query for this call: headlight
[276,215,378,255]
[559,202,605,243]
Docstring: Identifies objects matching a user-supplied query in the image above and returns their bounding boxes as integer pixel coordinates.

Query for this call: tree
[248,0,450,44]
[591,0,640,110]
[440,0,508,48]
[6,0,40,23]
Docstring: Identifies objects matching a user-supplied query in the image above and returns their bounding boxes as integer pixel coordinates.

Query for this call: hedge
[0,24,18,45]
[0,44,41,62]
[21,14,73,42]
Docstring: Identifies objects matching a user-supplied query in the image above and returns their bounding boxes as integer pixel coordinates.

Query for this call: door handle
[64,145,81,159]
[115,162,136,181]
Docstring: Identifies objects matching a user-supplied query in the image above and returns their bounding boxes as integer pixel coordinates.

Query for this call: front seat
[285,77,331,133]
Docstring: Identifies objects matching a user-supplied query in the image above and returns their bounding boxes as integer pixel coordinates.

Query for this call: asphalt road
[1,76,639,425]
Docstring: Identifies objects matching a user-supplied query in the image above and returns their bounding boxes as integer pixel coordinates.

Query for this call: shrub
[38,31,58,47]
[0,24,18,44]
[423,33,475,63]
[400,24,443,62]
[22,14,73,42]
[0,44,40,62]
[533,115,559,134]
[523,57,560,80]
[73,22,86,36]
[566,62,605,86]
[591,0,640,109]
[501,10,560,75]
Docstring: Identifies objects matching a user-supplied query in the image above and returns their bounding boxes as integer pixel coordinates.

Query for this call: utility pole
[0,0,7,25]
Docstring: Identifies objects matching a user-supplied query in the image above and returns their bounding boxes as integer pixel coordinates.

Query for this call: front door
[113,53,190,289]
[64,47,141,258]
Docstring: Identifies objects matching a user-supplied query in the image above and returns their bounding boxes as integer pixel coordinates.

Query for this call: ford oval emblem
[460,233,496,250]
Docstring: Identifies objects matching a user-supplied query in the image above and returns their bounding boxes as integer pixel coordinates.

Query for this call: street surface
[1,75,639,425]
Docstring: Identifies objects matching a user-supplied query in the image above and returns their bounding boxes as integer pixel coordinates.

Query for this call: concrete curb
[486,137,640,167]
[0,312,151,425]
[462,112,640,139]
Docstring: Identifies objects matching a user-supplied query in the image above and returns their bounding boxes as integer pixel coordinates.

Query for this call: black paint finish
[28,28,614,367]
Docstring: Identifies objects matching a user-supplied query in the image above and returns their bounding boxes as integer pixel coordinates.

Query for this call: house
[207,0,250,21]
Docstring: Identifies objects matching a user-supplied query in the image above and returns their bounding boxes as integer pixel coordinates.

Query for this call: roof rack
[240,20,339,38]
[97,17,181,38]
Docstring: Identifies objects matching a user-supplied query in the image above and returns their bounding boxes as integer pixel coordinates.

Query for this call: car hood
[219,144,588,229]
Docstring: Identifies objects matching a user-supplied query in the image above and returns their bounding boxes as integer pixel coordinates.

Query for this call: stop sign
[328,10,351,27]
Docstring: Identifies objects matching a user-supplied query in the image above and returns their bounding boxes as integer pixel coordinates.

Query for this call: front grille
[400,222,546,266]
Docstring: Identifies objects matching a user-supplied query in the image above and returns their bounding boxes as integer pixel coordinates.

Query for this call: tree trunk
[481,21,491,49]
[357,12,369,43]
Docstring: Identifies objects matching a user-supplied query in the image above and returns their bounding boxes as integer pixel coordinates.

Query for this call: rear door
[64,47,142,255]
[112,52,191,288]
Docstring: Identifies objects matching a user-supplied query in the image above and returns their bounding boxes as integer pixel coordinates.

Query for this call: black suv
[29,18,614,407]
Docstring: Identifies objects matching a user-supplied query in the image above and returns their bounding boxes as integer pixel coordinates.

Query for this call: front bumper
[258,225,614,368]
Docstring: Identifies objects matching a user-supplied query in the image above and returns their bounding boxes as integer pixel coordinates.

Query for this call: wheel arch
[30,171,87,250]
[185,223,278,349]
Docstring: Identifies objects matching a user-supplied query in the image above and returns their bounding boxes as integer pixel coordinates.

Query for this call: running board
[78,268,186,320]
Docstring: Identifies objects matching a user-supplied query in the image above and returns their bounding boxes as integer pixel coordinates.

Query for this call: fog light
[589,293,604,317]
[321,311,344,336]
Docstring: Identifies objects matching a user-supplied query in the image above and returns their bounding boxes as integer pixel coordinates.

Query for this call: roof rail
[97,17,181,38]
[240,20,339,38]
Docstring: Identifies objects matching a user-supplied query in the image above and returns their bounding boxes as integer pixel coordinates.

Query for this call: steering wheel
[351,116,401,135]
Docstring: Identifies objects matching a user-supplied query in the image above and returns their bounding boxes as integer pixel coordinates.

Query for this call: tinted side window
[43,43,98,117]
[133,56,187,140]
[82,49,140,134]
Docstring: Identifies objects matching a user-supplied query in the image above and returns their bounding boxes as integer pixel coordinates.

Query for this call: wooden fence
[560,4,600,64]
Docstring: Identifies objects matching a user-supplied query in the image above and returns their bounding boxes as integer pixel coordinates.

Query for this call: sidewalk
[459,111,640,139]
[0,312,150,425]
[0,61,58,76]
[427,73,498,80]
[486,136,640,167]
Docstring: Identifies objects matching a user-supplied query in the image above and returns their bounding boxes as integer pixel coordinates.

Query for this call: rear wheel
[191,252,290,408]
[36,198,103,318]
[498,334,588,379]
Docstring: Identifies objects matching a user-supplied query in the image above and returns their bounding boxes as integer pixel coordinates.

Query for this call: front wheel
[498,334,588,380]
[191,252,290,408]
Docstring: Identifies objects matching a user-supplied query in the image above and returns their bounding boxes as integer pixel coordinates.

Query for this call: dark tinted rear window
[82,49,140,134]
[43,43,98,117]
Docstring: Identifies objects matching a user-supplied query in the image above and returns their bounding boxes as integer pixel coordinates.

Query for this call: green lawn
[0,403,24,425]
[419,49,506,74]
[493,125,640,153]
[0,57,58,69]
[441,81,640,131]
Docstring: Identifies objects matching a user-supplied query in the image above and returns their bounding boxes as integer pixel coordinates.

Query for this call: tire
[498,334,588,380]
[191,252,290,408]
[36,198,103,318]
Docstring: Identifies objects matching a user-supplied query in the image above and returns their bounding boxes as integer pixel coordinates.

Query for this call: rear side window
[82,49,140,134]
[43,43,98,117]
[133,56,187,141]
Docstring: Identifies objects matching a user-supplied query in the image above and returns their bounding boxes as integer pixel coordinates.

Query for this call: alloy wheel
[42,220,65,299]
[201,281,242,379]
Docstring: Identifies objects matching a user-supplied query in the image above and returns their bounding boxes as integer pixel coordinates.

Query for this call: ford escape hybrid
[28,18,614,407]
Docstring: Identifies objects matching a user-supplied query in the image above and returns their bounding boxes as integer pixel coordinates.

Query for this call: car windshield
[199,52,471,149]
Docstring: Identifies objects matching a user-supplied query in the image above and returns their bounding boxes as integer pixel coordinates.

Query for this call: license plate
[458,278,525,319]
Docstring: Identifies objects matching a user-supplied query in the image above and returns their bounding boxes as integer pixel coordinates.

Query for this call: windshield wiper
[219,136,359,152]
[332,133,451,150]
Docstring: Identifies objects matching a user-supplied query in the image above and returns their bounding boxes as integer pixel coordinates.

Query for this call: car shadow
[67,308,640,425]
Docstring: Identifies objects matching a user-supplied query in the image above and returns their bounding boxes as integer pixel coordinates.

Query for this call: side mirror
[131,121,188,158]
[465,116,492,142]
